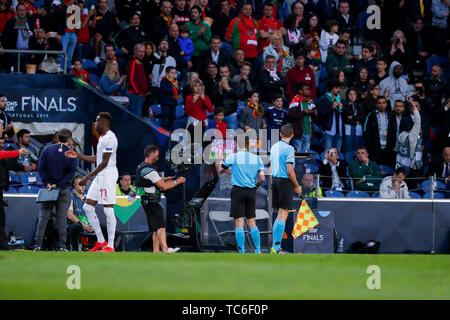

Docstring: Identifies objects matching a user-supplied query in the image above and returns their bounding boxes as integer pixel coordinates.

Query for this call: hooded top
[379,61,411,106]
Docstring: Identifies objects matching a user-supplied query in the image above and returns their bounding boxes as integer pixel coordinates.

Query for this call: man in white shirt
[65,112,119,252]
[379,167,410,199]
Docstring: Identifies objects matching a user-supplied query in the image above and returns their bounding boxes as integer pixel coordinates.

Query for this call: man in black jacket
[152,0,173,43]
[318,147,348,192]
[259,55,286,106]
[114,12,147,60]
[199,36,231,78]
[167,23,188,71]
[216,65,242,130]
[386,100,409,167]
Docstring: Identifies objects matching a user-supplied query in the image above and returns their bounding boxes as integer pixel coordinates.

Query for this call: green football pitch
[0,251,449,300]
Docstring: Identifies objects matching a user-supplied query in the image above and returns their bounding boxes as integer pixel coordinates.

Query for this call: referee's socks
[235,228,245,253]
[250,226,261,253]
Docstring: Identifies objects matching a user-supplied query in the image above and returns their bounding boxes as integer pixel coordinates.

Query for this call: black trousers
[0,190,9,250]
[67,222,83,251]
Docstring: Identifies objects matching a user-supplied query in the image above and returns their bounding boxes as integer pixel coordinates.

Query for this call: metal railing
[0,49,68,74]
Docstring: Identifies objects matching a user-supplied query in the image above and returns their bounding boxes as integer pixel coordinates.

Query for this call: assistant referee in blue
[270,124,302,254]
[216,135,266,253]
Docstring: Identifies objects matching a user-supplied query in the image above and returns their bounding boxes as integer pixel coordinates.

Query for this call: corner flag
[292,200,319,239]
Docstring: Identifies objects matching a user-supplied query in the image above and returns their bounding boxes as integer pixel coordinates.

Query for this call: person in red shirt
[75,1,95,60]
[71,58,91,84]
[127,43,148,116]
[257,2,285,55]
[225,3,259,68]
[286,51,316,100]
[185,79,214,141]
[214,108,228,139]
[0,0,15,37]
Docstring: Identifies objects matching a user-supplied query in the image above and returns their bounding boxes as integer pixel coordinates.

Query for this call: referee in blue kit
[270,124,302,254]
[216,135,266,253]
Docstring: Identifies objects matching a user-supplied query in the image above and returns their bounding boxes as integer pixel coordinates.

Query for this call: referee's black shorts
[272,177,294,210]
[230,186,256,219]
[142,201,165,232]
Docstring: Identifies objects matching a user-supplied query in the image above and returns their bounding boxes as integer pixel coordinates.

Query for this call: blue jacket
[100,75,125,95]
[38,144,77,190]
[159,77,178,106]
[177,36,194,61]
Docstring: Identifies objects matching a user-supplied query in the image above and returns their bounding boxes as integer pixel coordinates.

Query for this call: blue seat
[175,105,185,119]
[345,151,356,163]
[304,163,319,174]
[319,67,327,81]
[89,73,100,86]
[346,191,370,198]
[372,191,380,198]
[4,142,19,150]
[9,171,20,184]
[423,192,445,199]
[379,165,394,176]
[236,101,245,117]
[426,55,447,76]
[20,172,41,185]
[409,191,421,199]
[5,187,17,194]
[18,185,40,194]
[325,190,345,197]
[435,180,446,190]
[82,59,98,70]
[420,180,444,192]
[150,104,162,117]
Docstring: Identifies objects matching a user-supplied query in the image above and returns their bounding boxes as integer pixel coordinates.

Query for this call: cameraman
[135,145,186,253]
[0,120,28,250]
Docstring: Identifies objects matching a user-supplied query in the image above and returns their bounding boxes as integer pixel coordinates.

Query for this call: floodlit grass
[0,251,449,300]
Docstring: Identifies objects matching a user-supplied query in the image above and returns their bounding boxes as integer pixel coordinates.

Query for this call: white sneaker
[167,247,180,253]
[94,56,101,64]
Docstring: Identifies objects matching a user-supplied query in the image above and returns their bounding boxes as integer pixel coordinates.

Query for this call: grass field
[0,251,449,300]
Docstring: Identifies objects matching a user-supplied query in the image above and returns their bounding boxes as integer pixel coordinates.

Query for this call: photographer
[384,30,413,80]
[0,120,28,250]
[135,145,186,253]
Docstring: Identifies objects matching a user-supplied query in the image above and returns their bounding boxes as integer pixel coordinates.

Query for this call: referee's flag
[292,200,319,239]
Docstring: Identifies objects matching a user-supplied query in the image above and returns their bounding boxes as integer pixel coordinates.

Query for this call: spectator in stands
[204,60,219,101]
[115,0,140,23]
[114,12,147,60]
[70,58,91,84]
[35,129,77,251]
[335,0,358,39]
[60,0,78,70]
[379,61,411,107]
[332,70,349,100]
[386,100,409,167]
[263,33,291,74]
[431,0,449,56]
[301,173,323,198]
[177,25,194,68]
[183,71,199,99]
[425,66,448,114]
[406,16,434,73]
[198,0,214,20]
[362,83,381,117]
[185,79,214,140]
[325,40,352,79]
[317,81,344,152]
[239,90,266,133]
[288,82,316,151]
[159,66,180,132]
[92,0,117,64]
[29,27,63,68]
[364,96,392,165]
[172,0,190,26]
[213,108,228,139]
[0,94,14,139]
[212,0,237,53]
[150,39,176,103]
[12,129,38,172]
[353,43,377,80]
[430,146,450,185]
[433,98,450,155]
[342,88,365,154]
[1,4,32,71]
[67,175,92,251]
[291,1,306,28]
[167,23,189,71]
[384,30,413,80]
[229,48,246,76]
[283,13,306,54]
[100,60,127,96]
[284,50,316,100]
[265,95,287,141]
[304,14,322,63]
[349,146,382,192]
[226,3,259,69]
[216,64,241,130]
[127,43,148,116]
[319,147,348,192]
[318,19,339,63]
[186,5,212,70]
[199,36,230,79]
[152,0,173,43]
[373,57,389,84]
[411,81,433,137]
[116,173,142,196]
[231,61,254,100]
[259,55,286,105]
[379,167,410,199]
[258,2,286,57]
[352,67,372,99]
[98,44,128,76]
[0,0,15,39]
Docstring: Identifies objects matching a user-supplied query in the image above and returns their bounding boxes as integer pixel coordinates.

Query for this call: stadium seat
[346,191,370,198]
[5,187,17,194]
[18,185,40,194]
[372,191,380,198]
[150,104,162,117]
[4,142,19,150]
[423,192,445,199]
[20,172,42,185]
[379,165,394,176]
[325,190,345,197]
[420,180,445,192]
[409,191,421,199]
[426,55,447,76]
[9,171,20,184]
[175,105,185,119]
[89,73,100,86]
[82,59,97,70]
[304,163,319,174]
[345,151,356,163]
[236,101,245,117]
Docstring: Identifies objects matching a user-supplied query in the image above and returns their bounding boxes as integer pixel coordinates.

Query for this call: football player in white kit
[65,112,119,252]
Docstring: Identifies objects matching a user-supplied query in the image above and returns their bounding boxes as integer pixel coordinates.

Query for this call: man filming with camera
[135,145,186,253]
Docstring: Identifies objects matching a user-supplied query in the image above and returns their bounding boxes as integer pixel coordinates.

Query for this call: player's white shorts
[86,172,118,205]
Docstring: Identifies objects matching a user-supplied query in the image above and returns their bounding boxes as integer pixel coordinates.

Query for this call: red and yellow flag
[292,200,319,239]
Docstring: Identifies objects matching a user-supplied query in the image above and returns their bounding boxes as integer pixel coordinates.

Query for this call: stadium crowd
[0,0,450,199]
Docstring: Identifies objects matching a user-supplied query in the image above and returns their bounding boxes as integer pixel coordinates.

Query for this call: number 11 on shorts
[100,188,107,199]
